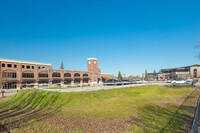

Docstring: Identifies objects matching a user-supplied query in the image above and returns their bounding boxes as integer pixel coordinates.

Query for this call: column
[61,80,64,87]
[71,79,74,85]
[80,79,83,86]
[17,82,22,89]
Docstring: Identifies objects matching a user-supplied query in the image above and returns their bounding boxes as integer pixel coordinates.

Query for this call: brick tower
[87,58,101,84]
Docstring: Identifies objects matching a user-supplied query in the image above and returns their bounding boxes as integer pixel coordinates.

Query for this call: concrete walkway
[39,83,169,93]
[0,83,169,98]
[0,91,17,98]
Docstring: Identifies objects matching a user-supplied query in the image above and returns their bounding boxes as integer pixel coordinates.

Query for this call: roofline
[52,69,90,73]
[87,57,97,60]
[161,64,200,71]
[0,58,51,66]
[101,73,111,75]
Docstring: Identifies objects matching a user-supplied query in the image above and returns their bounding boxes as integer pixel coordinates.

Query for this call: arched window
[39,72,48,78]
[74,73,80,77]
[194,69,197,78]
[64,73,71,77]
[2,70,17,79]
[22,71,34,78]
[52,72,61,77]
[83,74,88,77]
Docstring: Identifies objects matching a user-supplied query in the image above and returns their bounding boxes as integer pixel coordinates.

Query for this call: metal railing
[190,97,200,133]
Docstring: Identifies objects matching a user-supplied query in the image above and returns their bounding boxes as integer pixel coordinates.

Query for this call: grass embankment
[0,85,199,133]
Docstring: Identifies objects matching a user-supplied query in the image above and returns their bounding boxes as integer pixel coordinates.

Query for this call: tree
[153,70,157,79]
[60,61,64,69]
[195,40,200,59]
[118,71,123,80]
[144,69,148,81]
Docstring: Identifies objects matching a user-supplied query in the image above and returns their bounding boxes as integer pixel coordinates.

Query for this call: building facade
[101,73,115,82]
[158,64,200,80]
[0,58,102,89]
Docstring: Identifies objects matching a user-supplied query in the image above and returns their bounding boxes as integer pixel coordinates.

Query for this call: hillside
[0,85,199,133]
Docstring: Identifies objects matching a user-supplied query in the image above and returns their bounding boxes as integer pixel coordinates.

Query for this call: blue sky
[0,0,200,76]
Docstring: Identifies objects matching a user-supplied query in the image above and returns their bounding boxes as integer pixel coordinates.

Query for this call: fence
[190,97,200,133]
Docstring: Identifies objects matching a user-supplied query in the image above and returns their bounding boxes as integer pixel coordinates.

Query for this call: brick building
[0,58,104,89]
[158,64,200,80]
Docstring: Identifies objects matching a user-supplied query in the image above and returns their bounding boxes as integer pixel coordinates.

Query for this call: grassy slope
[0,85,197,133]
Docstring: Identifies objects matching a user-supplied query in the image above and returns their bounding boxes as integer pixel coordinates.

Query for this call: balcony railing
[64,77,72,79]
[39,77,49,79]
[2,77,18,81]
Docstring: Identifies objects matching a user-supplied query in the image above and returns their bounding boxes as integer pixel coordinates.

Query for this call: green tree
[60,61,64,69]
[144,69,148,81]
[118,71,123,80]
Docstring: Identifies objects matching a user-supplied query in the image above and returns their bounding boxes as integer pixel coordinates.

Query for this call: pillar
[17,83,22,89]
[34,81,39,89]
[61,80,64,87]
[71,79,74,85]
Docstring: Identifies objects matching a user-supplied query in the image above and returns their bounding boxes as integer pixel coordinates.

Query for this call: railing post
[1,91,4,98]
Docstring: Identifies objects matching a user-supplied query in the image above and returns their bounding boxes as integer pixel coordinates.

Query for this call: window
[32,66,34,69]
[39,73,48,77]
[22,72,34,78]
[47,67,49,70]
[64,73,71,77]
[26,65,30,69]
[42,67,45,70]
[2,82,17,89]
[194,69,198,78]
[2,63,5,67]
[52,72,61,77]
[2,70,17,79]
[94,61,96,64]
[74,73,80,77]
[83,74,88,77]
[22,65,25,68]
[14,64,17,68]
[38,66,41,69]
[7,64,12,68]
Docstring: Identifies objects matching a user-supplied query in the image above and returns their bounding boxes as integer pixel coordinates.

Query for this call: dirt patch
[44,115,131,133]
[153,98,185,106]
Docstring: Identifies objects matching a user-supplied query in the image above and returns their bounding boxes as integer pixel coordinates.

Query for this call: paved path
[0,83,169,98]
[39,83,169,93]
[0,92,17,98]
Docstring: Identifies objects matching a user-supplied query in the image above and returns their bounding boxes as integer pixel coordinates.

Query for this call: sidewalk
[0,83,169,98]
[40,83,168,93]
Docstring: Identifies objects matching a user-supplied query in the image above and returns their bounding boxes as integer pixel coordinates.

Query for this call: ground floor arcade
[1,78,91,89]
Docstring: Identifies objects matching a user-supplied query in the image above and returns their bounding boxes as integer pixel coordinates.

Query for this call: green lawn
[0,85,198,133]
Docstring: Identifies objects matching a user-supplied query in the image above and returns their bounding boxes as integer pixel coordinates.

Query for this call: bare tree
[195,40,200,59]
[195,40,200,48]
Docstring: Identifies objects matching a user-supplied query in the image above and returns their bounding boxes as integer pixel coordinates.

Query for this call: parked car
[166,80,172,83]
[135,80,143,84]
[186,79,193,84]
[171,79,186,84]
[120,80,131,85]
[103,79,121,85]
[130,80,137,84]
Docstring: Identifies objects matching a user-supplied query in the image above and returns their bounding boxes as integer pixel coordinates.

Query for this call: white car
[135,80,143,84]
[171,79,186,84]
[166,80,172,83]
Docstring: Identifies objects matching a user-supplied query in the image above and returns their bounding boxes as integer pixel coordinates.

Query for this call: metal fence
[190,97,200,133]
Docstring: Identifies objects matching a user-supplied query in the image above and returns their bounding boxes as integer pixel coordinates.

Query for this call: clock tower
[87,58,101,83]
